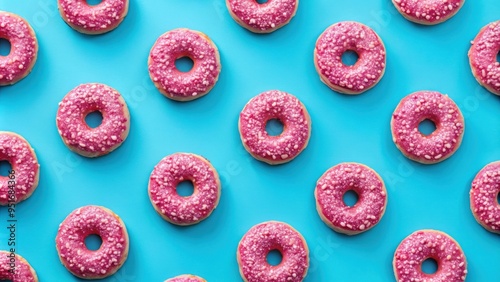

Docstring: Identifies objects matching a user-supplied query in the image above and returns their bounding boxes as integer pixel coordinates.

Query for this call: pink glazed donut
[148,28,221,101]
[314,21,386,95]
[0,12,38,86]
[165,275,206,282]
[393,230,467,282]
[0,251,38,281]
[57,0,129,34]
[56,83,130,158]
[148,153,221,226]
[391,91,464,164]
[237,221,309,282]
[239,90,311,165]
[315,163,387,235]
[56,205,129,279]
[469,21,500,95]
[0,132,39,205]
[470,161,500,234]
[226,0,299,33]
[392,0,464,25]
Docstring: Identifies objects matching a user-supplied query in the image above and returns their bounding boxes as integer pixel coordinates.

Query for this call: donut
[238,90,311,165]
[148,28,221,101]
[56,83,130,158]
[314,21,386,95]
[470,161,500,233]
[56,205,129,279]
[57,0,129,34]
[226,0,299,33]
[165,275,206,282]
[0,132,39,205]
[391,91,465,164]
[237,221,309,282]
[0,12,38,86]
[148,153,221,226]
[468,21,500,95]
[393,230,467,282]
[392,0,464,25]
[0,251,38,281]
[314,162,387,235]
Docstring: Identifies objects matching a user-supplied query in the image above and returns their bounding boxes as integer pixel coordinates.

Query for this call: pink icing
[239,90,311,164]
[0,12,37,86]
[0,132,39,205]
[148,29,221,100]
[469,21,500,95]
[0,251,37,281]
[56,206,128,279]
[315,163,386,234]
[393,230,467,282]
[470,161,500,233]
[392,0,464,24]
[57,0,128,33]
[149,153,220,225]
[314,21,386,94]
[56,83,130,157]
[165,275,206,282]
[238,221,309,282]
[391,91,464,164]
[226,0,298,32]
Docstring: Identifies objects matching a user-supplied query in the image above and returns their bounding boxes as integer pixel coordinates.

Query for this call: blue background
[1,0,499,281]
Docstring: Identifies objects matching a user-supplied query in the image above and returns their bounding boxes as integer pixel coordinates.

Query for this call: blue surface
[0,0,499,281]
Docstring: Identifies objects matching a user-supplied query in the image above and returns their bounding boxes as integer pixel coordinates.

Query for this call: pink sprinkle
[0,12,38,86]
[237,221,309,282]
[394,230,467,282]
[239,90,311,165]
[149,153,221,226]
[0,132,39,205]
[469,21,500,95]
[165,274,206,282]
[470,161,500,233]
[392,0,464,25]
[0,251,38,281]
[314,21,386,94]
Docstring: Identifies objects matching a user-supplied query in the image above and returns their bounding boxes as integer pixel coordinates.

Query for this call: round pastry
[470,161,500,233]
[226,0,299,33]
[165,274,206,282]
[0,132,39,205]
[148,153,221,226]
[0,11,38,86]
[0,251,38,281]
[56,205,129,279]
[56,83,130,158]
[57,0,129,34]
[392,0,464,25]
[315,162,387,235]
[468,20,500,95]
[148,28,221,101]
[391,90,464,164]
[393,230,467,282]
[314,21,386,94]
[237,221,309,282]
[238,90,311,165]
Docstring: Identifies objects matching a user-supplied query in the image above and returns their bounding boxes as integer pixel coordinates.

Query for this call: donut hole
[175,56,194,73]
[421,258,439,274]
[265,119,284,136]
[0,38,11,57]
[86,0,102,6]
[342,190,359,207]
[266,249,283,266]
[85,111,103,129]
[497,50,500,63]
[84,234,103,251]
[341,50,359,67]
[418,119,436,136]
[0,160,12,177]
[497,191,500,205]
[0,280,13,282]
[176,180,194,197]
[255,0,269,3]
